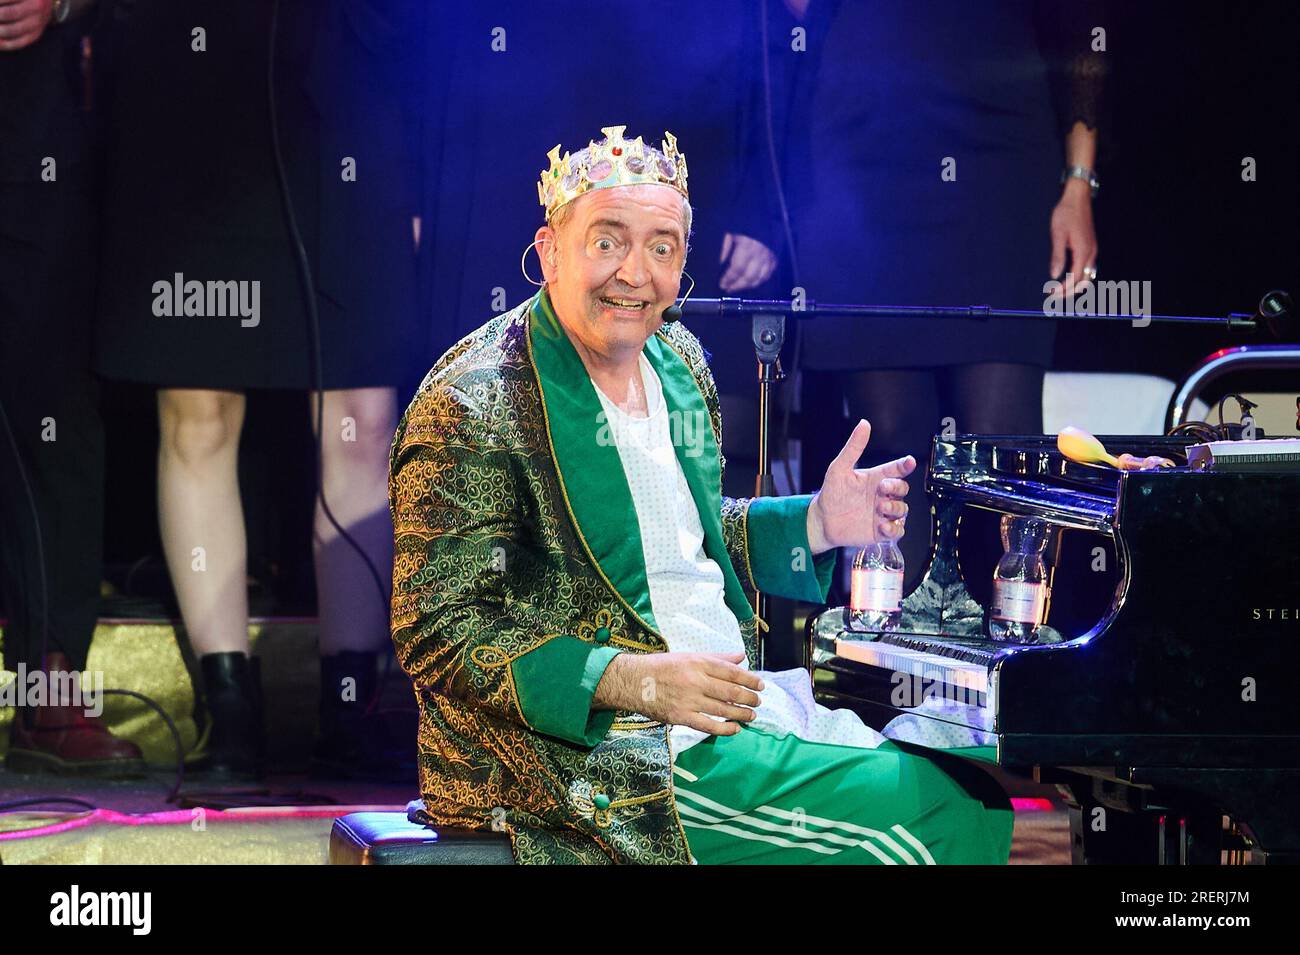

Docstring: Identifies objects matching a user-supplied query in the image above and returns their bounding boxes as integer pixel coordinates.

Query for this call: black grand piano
[807,434,1300,864]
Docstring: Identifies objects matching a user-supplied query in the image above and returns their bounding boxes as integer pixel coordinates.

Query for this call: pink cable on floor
[1010,798,1057,812]
[2,801,1056,841]
[0,804,403,841]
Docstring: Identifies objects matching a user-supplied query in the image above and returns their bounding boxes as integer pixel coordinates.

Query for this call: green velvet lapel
[527,289,756,633]
[527,290,659,633]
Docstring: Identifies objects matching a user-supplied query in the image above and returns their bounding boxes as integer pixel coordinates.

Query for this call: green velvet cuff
[746,494,837,603]
[510,636,622,747]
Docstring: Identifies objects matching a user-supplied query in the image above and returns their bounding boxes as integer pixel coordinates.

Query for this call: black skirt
[94,0,421,391]
[791,0,1064,371]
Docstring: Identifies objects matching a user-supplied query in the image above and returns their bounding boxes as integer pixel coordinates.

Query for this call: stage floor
[1,619,1072,863]
[0,770,416,865]
[0,769,1071,865]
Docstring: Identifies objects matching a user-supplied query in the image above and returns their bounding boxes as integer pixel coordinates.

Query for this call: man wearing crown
[389,126,1014,864]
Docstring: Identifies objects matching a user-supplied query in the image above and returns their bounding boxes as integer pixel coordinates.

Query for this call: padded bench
[329,800,515,865]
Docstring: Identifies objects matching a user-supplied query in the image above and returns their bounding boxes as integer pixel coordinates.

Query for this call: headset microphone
[661,270,694,324]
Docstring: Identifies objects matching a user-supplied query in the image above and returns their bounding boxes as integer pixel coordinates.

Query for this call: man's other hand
[593,651,764,737]
[807,419,916,553]
[0,0,56,52]
[719,233,777,292]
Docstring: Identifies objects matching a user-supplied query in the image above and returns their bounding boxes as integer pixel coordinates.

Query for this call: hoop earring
[677,270,696,307]
[520,239,546,287]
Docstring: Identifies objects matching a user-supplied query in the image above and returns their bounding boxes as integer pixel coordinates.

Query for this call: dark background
[92,0,1297,615]
[1060,0,1297,375]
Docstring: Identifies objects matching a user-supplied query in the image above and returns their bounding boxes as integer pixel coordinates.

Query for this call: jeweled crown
[538,125,689,221]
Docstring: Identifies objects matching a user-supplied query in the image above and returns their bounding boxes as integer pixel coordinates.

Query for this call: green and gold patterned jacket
[389,289,834,864]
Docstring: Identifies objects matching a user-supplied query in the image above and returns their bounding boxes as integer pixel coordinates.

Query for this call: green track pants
[673,726,1014,865]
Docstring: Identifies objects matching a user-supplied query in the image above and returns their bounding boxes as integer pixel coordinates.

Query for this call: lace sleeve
[1037,0,1108,135]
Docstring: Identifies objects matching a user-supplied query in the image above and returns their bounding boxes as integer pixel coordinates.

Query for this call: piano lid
[927,435,1195,532]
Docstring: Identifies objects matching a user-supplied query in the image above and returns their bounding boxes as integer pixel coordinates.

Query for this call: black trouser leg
[942,362,1045,435]
[0,183,104,673]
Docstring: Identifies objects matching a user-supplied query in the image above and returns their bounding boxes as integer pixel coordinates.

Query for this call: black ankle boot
[312,651,415,782]
[198,652,264,779]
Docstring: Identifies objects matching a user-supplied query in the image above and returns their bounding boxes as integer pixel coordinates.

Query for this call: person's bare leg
[311,387,396,655]
[157,388,249,655]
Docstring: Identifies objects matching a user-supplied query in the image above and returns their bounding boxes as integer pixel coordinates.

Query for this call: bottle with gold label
[988,516,1051,643]
[849,541,904,633]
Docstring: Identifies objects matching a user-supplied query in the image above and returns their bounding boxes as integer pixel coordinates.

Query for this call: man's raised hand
[807,419,916,554]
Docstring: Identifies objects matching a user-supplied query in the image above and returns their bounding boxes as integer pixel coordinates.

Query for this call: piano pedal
[1221,819,1251,865]
[1155,815,1188,865]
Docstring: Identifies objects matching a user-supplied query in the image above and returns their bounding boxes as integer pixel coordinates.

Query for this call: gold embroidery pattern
[572,607,657,652]
[575,787,674,829]
[721,496,757,593]
[609,718,663,732]
[391,300,761,864]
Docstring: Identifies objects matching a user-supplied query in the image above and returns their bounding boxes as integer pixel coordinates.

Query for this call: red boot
[5,653,145,778]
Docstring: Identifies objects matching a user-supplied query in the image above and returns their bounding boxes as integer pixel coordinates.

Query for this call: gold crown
[538,125,689,221]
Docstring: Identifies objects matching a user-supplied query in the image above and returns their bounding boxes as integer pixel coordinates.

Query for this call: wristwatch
[1061,165,1100,198]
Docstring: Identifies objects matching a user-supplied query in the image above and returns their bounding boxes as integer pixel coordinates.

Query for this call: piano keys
[808,434,1300,864]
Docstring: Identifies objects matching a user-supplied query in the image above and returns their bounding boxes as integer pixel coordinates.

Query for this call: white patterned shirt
[593,355,887,753]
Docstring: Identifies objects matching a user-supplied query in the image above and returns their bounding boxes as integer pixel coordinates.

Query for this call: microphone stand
[677,292,1289,662]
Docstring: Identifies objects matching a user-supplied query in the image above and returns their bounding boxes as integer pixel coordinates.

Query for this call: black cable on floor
[0,796,99,813]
